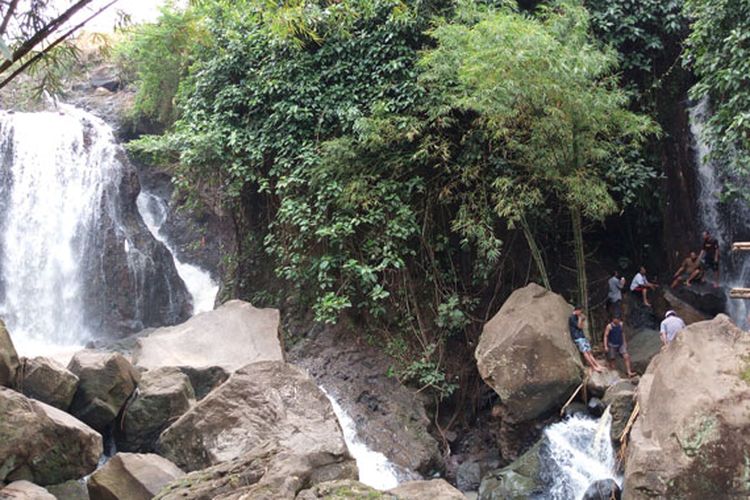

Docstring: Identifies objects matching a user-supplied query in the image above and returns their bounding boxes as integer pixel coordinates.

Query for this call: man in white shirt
[660,310,686,346]
[630,266,658,307]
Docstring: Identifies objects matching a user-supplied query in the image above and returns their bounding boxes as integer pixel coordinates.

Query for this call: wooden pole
[730,288,750,299]
[732,242,750,252]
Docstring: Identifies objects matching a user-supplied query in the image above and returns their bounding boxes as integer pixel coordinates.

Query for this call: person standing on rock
[569,306,604,373]
[659,310,686,347]
[630,266,658,307]
[670,251,703,288]
[607,271,626,319]
[603,317,636,377]
[698,231,720,287]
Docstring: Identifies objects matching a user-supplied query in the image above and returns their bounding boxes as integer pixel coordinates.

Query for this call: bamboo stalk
[560,383,584,416]
[730,288,750,299]
[732,242,750,252]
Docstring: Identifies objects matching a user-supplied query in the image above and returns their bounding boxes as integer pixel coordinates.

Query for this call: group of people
[670,231,721,289]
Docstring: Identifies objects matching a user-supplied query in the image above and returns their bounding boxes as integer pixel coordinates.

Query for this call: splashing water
[0,108,115,354]
[542,409,620,500]
[136,191,218,313]
[321,387,412,490]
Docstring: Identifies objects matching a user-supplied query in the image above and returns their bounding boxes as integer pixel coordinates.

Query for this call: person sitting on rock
[698,231,720,287]
[607,271,626,319]
[569,306,604,373]
[670,251,703,288]
[630,266,658,307]
[660,310,686,347]
[603,317,636,377]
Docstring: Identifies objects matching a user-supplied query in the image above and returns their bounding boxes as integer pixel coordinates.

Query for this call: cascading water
[0,106,190,356]
[137,191,218,313]
[541,409,620,499]
[689,98,750,326]
[321,387,415,490]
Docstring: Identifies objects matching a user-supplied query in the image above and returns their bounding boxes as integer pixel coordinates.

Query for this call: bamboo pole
[560,383,584,416]
[730,288,750,299]
[732,242,750,252]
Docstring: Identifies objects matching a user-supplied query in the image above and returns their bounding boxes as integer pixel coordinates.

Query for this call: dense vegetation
[112,0,746,404]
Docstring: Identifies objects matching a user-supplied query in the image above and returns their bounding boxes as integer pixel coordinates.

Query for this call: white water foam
[0,107,117,356]
[543,409,620,500]
[136,191,218,314]
[321,387,404,490]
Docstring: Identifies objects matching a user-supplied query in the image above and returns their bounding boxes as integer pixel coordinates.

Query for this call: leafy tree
[0,0,118,93]
[684,0,750,200]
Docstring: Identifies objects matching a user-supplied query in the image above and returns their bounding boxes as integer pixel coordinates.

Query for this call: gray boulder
[67,350,140,431]
[624,315,750,498]
[602,381,636,443]
[0,481,56,499]
[87,453,184,500]
[0,387,102,486]
[46,481,89,500]
[618,328,660,374]
[155,441,357,500]
[133,300,283,373]
[389,479,466,499]
[583,478,621,500]
[296,480,391,499]
[586,368,625,398]
[157,361,353,473]
[0,319,20,388]
[116,367,195,452]
[478,440,543,499]
[17,357,79,410]
[475,283,583,423]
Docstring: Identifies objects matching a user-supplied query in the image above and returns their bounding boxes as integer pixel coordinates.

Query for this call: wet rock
[673,282,726,317]
[456,461,482,492]
[116,367,195,452]
[625,296,658,332]
[562,402,589,419]
[155,441,357,500]
[296,480,391,499]
[67,350,140,432]
[587,397,605,418]
[0,387,102,485]
[624,315,750,498]
[288,325,441,475]
[586,368,625,398]
[602,381,636,443]
[478,439,543,499]
[389,479,466,499]
[17,357,79,410]
[87,453,184,500]
[157,361,353,473]
[475,283,583,423]
[46,480,89,500]
[0,481,56,499]
[583,478,621,500]
[134,300,282,373]
[662,290,710,325]
[618,328,660,374]
[0,319,20,388]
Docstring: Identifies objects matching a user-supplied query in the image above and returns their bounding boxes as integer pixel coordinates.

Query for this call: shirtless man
[671,251,703,288]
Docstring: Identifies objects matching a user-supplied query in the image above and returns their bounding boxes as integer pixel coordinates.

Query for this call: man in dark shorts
[569,306,604,372]
[603,317,636,377]
[670,251,703,288]
[699,231,720,287]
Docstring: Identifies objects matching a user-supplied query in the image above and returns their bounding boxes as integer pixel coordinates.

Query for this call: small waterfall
[321,387,413,490]
[136,191,218,313]
[542,410,619,499]
[689,98,750,326]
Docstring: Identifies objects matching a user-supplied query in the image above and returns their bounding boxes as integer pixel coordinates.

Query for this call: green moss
[740,356,750,384]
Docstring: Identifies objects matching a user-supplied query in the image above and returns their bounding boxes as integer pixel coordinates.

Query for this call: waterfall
[321,387,415,490]
[541,410,619,500]
[689,98,750,326]
[0,106,190,356]
[136,191,218,313]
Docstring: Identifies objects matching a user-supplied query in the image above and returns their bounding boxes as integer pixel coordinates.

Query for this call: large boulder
[478,440,543,499]
[87,453,184,500]
[662,290,710,325]
[289,326,441,475]
[155,441,358,500]
[583,479,621,500]
[672,281,726,317]
[602,381,636,443]
[67,351,140,431]
[133,300,283,373]
[17,357,79,410]
[586,368,625,398]
[475,284,583,423]
[0,319,20,388]
[157,361,352,473]
[46,481,90,500]
[623,315,750,498]
[0,387,102,485]
[389,479,466,499]
[618,328,660,374]
[0,481,56,499]
[116,367,195,452]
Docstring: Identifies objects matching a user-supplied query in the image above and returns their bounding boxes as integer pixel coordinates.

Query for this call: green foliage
[684,0,750,200]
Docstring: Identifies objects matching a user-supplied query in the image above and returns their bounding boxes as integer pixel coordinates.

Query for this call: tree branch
[0,0,20,36]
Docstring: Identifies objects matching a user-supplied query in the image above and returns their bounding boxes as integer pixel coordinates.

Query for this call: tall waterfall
[0,106,190,355]
[541,410,619,499]
[689,99,750,326]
